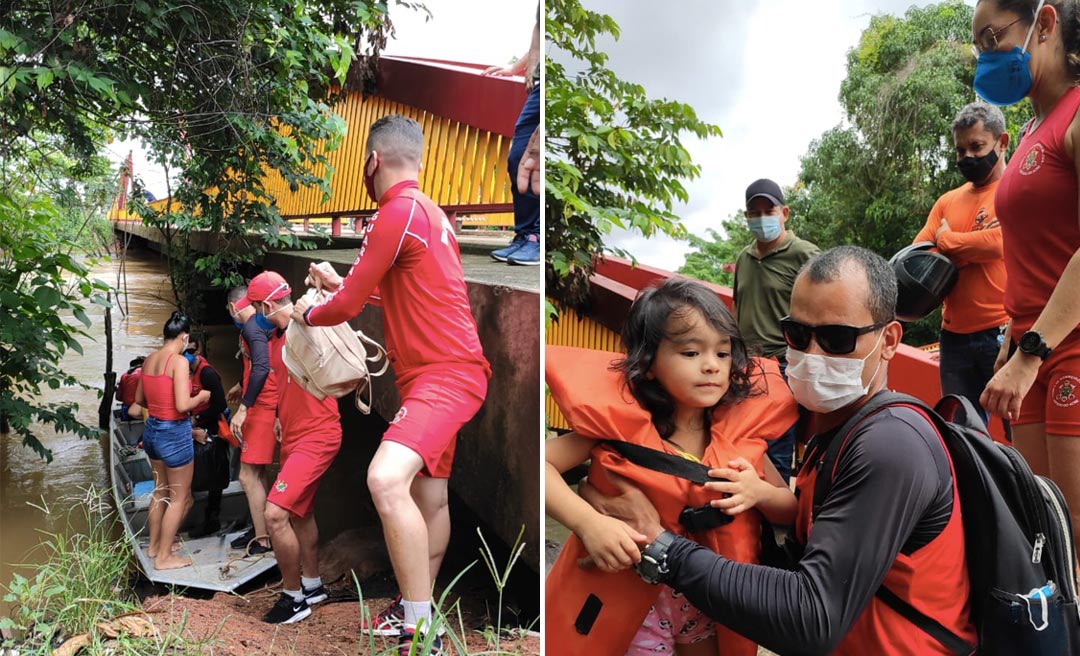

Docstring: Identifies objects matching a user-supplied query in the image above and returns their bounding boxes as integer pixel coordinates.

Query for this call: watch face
[1020,331,1042,353]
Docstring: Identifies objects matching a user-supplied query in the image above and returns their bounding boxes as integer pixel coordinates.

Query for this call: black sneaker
[303,583,328,605]
[359,594,404,636]
[261,592,311,624]
[396,627,443,656]
[247,541,272,556]
[230,528,255,549]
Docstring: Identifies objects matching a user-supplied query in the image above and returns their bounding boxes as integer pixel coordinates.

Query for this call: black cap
[745,178,784,208]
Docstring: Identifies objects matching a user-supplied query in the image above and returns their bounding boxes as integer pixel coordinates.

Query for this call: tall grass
[0,487,214,655]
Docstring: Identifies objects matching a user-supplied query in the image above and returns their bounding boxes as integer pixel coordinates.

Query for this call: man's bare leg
[293,513,320,580]
[368,440,432,628]
[410,476,450,583]
[265,502,300,590]
[239,462,271,547]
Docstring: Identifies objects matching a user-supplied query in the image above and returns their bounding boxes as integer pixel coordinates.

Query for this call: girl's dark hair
[985,0,1080,78]
[615,277,761,439]
[163,310,190,340]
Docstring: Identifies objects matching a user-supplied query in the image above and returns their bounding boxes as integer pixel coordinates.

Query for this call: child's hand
[705,457,769,516]
[578,515,646,573]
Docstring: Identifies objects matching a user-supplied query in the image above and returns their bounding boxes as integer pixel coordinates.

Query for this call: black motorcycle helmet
[890,242,958,322]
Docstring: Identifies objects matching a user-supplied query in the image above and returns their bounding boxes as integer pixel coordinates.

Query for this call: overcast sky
[586,0,977,271]
[107,0,535,199]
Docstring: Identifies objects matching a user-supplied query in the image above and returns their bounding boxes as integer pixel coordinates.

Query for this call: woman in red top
[132,311,211,570]
[974,0,1080,547]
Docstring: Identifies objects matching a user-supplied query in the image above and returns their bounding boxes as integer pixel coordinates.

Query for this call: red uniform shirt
[268,329,340,438]
[995,86,1080,336]
[306,180,489,381]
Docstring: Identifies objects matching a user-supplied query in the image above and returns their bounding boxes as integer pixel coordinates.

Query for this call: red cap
[232,295,252,312]
[247,271,291,304]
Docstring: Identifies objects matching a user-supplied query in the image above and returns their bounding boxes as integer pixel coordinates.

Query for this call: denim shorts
[143,417,194,468]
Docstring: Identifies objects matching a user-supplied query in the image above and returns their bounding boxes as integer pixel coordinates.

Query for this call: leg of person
[265,502,300,588]
[293,512,327,605]
[261,501,311,624]
[146,457,169,559]
[1014,424,1050,475]
[939,330,989,422]
[764,427,795,484]
[238,462,271,549]
[1047,433,1080,554]
[369,441,429,602]
[237,406,277,549]
[155,461,194,570]
[410,476,450,583]
[502,85,541,266]
[625,593,674,656]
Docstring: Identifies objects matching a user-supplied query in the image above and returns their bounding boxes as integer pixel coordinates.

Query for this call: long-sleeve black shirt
[239,316,273,408]
[664,405,954,656]
[193,365,227,432]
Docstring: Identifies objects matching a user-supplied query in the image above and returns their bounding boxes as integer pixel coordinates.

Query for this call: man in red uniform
[295,114,490,653]
[118,356,145,420]
[249,271,336,625]
[225,285,277,554]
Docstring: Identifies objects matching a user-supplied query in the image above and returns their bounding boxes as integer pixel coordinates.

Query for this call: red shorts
[383,364,488,479]
[267,426,342,519]
[239,405,277,466]
[1017,331,1080,436]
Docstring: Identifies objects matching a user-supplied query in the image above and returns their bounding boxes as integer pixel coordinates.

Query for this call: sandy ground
[140,584,539,656]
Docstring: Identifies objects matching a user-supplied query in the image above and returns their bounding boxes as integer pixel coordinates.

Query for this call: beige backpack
[281,288,389,414]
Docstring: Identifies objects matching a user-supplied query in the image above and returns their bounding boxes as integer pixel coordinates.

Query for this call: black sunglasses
[780,317,886,355]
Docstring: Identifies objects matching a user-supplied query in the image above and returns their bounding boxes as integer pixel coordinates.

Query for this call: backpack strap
[811,391,912,513]
[810,391,976,656]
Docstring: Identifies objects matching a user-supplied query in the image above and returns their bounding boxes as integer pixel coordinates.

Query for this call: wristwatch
[1019,330,1052,361]
[636,530,677,585]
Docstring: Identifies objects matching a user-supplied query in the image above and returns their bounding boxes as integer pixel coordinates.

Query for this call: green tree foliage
[1,0,421,321]
[677,214,753,288]
[0,190,111,461]
[545,0,722,309]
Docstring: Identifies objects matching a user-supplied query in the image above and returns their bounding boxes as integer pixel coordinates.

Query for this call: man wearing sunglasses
[588,247,973,654]
[734,178,820,481]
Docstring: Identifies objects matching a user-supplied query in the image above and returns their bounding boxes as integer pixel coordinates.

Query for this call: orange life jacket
[545,346,798,656]
[794,404,976,655]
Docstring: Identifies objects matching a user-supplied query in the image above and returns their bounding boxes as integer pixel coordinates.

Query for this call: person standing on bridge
[733,179,820,481]
[295,114,490,654]
[483,2,541,266]
[911,102,1010,429]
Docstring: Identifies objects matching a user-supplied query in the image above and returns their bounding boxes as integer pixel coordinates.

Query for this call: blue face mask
[973,2,1043,106]
[184,352,197,366]
[232,316,245,330]
[254,312,274,331]
[747,214,782,242]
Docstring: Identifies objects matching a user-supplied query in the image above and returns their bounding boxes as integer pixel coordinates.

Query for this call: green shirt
[733,232,820,359]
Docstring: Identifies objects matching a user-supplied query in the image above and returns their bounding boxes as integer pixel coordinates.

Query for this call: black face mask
[957,147,1000,185]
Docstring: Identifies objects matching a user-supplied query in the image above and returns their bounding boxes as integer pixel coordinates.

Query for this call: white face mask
[785,330,885,413]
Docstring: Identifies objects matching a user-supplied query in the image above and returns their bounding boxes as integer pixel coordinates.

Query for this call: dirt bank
[140,582,539,655]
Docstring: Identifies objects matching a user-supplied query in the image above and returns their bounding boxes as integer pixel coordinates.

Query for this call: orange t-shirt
[913,180,1008,334]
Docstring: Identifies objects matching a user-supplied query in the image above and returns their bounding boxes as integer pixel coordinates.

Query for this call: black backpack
[811,391,1080,655]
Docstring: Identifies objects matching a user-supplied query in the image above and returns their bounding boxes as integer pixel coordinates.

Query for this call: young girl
[545,277,798,656]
